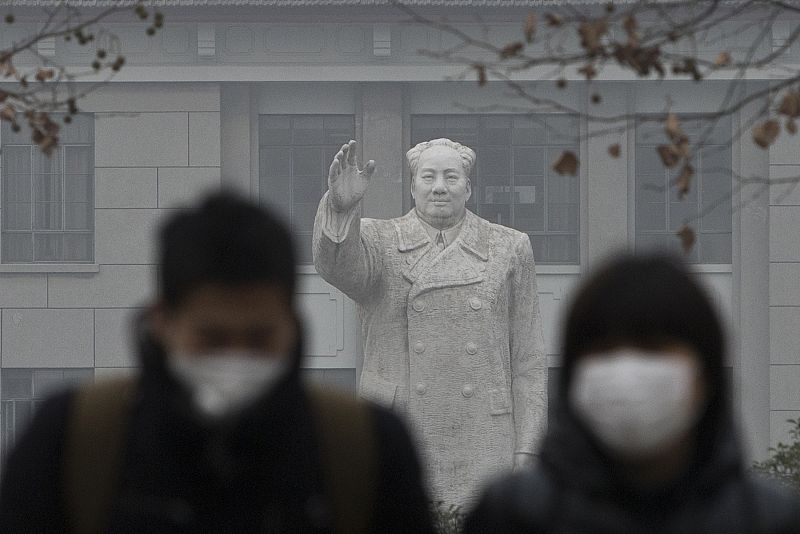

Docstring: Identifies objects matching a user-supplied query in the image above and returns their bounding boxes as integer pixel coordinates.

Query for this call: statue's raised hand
[328,140,376,212]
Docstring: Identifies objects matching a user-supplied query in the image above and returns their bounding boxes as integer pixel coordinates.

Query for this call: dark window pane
[513,147,545,176]
[1,370,33,399]
[34,148,61,175]
[293,147,322,176]
[2,232,33,262]
[34,202,62,230]
[64,146,93,174]
[512,117,546,145]
[5,203,32,230]
[34,174,62,202]
[259,115,292,145]
[669,202,696,231]
[62,233,93,262]
[548,204,579,232]
[294,233,313,264]
[59,114,94,144]
[34,233,63,261]
[292,116,325,145]
[260,148,291,177]
[64,174,92,203]
[3,146,31,174]
[547,235,579,263]
[636,173,665,203]
[65,202,91,230]
[260,175,291,207]
[4,174,31,202]
[636,202,666,232]
[700,233,733,264]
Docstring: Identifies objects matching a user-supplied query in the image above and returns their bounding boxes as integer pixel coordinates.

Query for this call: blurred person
[0,191,435,533]
[464,254,800,533]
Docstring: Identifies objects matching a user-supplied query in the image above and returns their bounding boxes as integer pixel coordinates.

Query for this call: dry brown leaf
[35,68,54,82]
[524,13,537,43]
[500,42,525,60]
[608,144,621,158]
[665,113,685,143]
[0,105,15,122]
[579,18,609,55]
[753,120,780,148]
[474,64,487,86]
[622,15,637,35]
[578,64,598,80]
[657,144,681,168]
[714,51,731,67]
[676,224,696,254]
[545,13,563,27]
[676,164,694,200]
[787,119,797,135]
[778,91,800,118]
[552,151,579,176]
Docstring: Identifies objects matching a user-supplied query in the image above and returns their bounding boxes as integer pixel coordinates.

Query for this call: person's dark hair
[560,254,727,414]
[157,189,296,310]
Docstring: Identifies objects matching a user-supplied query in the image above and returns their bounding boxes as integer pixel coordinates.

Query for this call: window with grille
[1,114,95,263]
[258,115,355,264]
[411,114,580,264]
[635,116,733,264]
[0,368,93,475]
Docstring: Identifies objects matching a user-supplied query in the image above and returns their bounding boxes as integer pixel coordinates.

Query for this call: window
[259,115,355,264]
[0,368,93,472]
[411,115,580,264]
[1,114,95,263]
[634,116,732,263]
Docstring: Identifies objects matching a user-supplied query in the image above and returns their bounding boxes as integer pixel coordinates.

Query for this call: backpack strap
[64,376,138,534]
[64,378,376,534]
[307,386,378,534]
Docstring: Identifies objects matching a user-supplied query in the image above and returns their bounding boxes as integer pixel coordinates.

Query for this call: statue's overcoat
[312,192,547,506]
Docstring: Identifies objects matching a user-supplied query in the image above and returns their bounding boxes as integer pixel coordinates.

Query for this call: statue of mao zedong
[312,138,547,506]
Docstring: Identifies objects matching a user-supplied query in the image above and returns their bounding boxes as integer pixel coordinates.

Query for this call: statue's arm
[312,190,382,303]
[508,233,548,465]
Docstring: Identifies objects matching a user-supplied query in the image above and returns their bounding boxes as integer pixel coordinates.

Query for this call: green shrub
[753,418,800,490]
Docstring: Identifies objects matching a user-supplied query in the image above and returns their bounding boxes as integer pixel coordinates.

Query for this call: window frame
[631,114,734,265]
[1,114,95,264]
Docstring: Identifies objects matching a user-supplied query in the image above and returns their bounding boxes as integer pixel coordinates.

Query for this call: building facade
[0,1,797,473]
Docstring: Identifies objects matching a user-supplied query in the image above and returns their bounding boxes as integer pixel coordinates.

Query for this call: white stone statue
[312,138,547,507]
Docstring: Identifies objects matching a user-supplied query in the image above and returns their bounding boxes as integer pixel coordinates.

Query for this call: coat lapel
[396,210,490,298]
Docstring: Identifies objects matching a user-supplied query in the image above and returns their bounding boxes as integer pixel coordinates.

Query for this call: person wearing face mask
[463,254,800,534]
[0,191,436,533]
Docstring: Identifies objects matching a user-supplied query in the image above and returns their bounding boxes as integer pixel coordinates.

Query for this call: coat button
[405,257,413,265]
[413,341,425,354]
[412,300,426,312]
[469,298,482,310]
[462,384,475,398]
[465,342,477,355]
[415,383,427,395]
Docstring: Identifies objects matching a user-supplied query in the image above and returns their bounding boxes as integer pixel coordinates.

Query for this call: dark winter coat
[0,319,436,534]
[464,397,800,534]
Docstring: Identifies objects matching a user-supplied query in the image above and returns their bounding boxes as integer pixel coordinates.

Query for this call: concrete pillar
[735,81,771,461]
[585,81,630,269]
[360,83,405,219]
[220,83,253,195]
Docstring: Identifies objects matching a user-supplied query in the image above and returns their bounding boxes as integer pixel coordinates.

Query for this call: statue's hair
[406,138,476,178]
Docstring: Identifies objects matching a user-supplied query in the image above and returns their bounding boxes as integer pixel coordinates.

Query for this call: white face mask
[168,350,291,420]
[569,349,702,459]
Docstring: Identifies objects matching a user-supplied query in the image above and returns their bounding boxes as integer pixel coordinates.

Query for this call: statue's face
[411,145,471,229]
